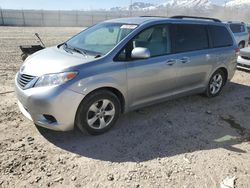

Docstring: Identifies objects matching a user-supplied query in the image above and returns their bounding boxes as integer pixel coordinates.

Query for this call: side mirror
[131,47,150,59]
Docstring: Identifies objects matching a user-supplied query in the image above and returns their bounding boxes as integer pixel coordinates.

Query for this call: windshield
[66,22,137,55]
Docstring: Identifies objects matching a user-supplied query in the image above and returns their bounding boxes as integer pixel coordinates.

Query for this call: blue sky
[0,0,225,10]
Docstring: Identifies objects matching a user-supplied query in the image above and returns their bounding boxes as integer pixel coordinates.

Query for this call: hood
[20,46,96,76]
[240,47,250,58]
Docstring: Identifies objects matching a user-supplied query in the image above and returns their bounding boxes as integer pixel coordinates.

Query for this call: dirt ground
[0,27,250,188]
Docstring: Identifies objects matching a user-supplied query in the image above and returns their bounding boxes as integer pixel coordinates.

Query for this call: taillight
[235,48,240,56]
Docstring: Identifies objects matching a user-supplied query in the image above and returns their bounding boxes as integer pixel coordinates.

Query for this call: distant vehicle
[15,16,238,135]
[247,24,250,44]
[226,21,249,48]
[237,47,250,70]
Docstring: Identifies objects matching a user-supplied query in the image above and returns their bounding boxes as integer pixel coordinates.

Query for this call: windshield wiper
[95,54,102,58]
[63,43,87,57]
[71,47,87,57]
[62,43,73,54]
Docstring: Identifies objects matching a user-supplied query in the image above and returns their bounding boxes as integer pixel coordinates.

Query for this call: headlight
[34,71,78,87]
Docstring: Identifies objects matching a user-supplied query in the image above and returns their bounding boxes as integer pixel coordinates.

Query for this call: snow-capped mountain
[110,2,156,11]
[159,0,212,9]
[110,0,250,11]
[111,1,213,11]
[130,2,156,10]
[226,0,250,7]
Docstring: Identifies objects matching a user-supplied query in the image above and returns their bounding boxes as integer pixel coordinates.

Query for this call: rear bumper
[237,56,250,70]
[15,74,85,131]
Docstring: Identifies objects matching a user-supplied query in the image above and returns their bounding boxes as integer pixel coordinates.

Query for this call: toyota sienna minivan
[226,21,249,48]
[15,16,238,135]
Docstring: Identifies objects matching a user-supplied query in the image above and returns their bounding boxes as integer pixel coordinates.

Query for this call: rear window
[171,24,209,53]
[229,23,246,33]
[209,25,233,48]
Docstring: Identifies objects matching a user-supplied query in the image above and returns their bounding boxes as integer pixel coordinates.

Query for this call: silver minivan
[15,16,238,135]
[227,21,249,48]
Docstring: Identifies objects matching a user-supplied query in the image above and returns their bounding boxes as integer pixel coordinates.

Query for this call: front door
[116,24,181,109]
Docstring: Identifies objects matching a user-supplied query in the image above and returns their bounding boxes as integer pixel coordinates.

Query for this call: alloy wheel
[87,99,115,129]
[209,73,223,95]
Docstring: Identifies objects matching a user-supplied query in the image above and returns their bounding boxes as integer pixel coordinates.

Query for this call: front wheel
[205,70,226,97]
[75,90,121,135]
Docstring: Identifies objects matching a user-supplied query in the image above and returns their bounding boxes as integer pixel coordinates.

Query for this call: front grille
[241,56,250,60]
[238,63,250,69]
[17,73,36,89]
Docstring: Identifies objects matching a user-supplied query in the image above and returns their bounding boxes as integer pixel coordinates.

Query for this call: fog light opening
[43,114,57,123]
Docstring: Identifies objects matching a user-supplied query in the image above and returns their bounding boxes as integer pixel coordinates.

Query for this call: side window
[116,25,170,61]
[229,24,245,33]
[241,24,246,32]
[117,28,135,43]
[209,25,233,48]
[171,24,209,53]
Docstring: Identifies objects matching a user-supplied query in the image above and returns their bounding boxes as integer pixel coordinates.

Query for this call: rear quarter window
[229,23,245,33]
[171,24,209,53]
[209,25,233,48]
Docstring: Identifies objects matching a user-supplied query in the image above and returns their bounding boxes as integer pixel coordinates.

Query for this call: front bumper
[15,75,85,131]
[237,56,250,70]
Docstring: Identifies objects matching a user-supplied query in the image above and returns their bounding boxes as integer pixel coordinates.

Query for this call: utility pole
[129,0,133,17]
[22,9,25,26]
[224,0,229,20]
[0,7,4,25]
[224,0,228,7]
[41,9,44,26]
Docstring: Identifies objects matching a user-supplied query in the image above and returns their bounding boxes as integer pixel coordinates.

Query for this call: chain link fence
[0,8,249,27]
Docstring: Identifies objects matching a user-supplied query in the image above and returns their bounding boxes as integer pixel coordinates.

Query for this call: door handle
[179,57,190,64]
[166,59,177,66]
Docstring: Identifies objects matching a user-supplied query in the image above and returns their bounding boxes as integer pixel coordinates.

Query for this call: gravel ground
[0,27,250,188]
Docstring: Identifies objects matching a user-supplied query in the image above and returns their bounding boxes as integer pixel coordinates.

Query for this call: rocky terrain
[0,27,250,188]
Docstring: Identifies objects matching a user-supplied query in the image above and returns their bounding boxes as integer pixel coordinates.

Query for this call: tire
[238,42,245,49]
[205,69,226,98]
[75,90,121,135]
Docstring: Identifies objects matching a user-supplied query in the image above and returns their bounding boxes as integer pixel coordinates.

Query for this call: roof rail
[171,15,221,23]
[140,16,167,18]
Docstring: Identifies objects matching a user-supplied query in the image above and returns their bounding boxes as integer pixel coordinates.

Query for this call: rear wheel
[75,90,121,135]
[238,42,245,49]
[205,70,226,97]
